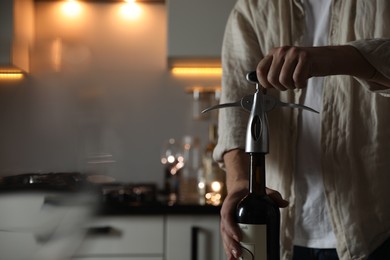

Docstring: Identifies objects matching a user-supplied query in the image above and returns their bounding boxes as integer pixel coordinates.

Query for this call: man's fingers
[221,222,242,259]
[220,190,249,259]
[266,187,289,208]
[293,50,310,88]
[257,55,274,89]
[257,46,315,90]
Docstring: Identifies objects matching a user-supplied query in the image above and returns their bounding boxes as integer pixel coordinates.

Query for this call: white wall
[0,2,221,188]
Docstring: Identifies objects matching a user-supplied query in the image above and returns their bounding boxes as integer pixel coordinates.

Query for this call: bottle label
[238,223,267,260]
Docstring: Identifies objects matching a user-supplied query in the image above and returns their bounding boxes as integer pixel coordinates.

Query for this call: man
[214,0,390,259]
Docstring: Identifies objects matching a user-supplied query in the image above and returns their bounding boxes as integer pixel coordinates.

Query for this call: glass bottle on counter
[202,124,226,206]
[178,136,204,205]
[161,138,184,205]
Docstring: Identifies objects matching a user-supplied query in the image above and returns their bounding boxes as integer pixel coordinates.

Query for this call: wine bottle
[199,71,316,259]
[236,153,280,260]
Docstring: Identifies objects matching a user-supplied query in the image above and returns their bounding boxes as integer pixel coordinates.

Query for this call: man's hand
[256,45,378,90]
[220,187,289,259]
[221,149,289,259]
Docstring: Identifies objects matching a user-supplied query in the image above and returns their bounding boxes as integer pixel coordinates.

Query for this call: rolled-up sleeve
[349,39,390,95]
[212,3,262,168]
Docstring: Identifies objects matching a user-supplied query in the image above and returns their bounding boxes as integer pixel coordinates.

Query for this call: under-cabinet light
[171,67,222,76]
[0,69,24,80]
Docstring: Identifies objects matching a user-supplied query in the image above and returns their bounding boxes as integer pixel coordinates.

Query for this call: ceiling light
[120,0,142,19]
[62,0,82,17]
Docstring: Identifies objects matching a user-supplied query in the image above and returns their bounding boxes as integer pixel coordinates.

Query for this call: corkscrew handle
[245,82,269,154]
[246,71,260,84]
[246,71,319,113]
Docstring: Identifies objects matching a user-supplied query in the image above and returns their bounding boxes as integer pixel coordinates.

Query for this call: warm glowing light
[120,1,142,20]
[0,70,24,80]
[167,155,176,164]
[198,182,205,190]
[176,161,184,169]
[62,0,82,17]
[211,181,222,192]
[205,192,223,206]
[171,67,222,76]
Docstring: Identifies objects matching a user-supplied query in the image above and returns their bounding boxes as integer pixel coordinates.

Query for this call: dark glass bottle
[236,153,280,260]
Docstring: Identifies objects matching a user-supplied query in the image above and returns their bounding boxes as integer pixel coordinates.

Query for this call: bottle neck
[249,153,266,196]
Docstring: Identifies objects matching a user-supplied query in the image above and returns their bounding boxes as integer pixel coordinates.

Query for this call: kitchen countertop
[97,202,222,215]
[0,173,223,216]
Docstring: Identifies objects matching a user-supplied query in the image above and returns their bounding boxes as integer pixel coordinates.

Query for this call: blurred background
[0,1,238,259]
[0,0,237,186]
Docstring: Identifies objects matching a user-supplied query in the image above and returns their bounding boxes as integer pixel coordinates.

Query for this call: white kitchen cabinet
[167,0,237,66]
[72,216,164,259]
[72,213,225,260]
[165,215,226,260]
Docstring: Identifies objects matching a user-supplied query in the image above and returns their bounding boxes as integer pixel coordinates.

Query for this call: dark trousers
[292,246,338,260]
[292,237,390,260]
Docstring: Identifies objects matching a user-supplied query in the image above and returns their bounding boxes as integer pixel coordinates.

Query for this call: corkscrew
[202,71,319,154]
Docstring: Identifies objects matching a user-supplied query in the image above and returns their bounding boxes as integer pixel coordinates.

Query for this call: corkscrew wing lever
[262,94,319,113]
[201,94,254,113]
[202,71,319,154]
[246,71,319,114]
[201,93,318,114]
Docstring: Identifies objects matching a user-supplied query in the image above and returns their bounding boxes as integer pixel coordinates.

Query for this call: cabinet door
[165,215,224,260]
[167,0,237,63]
[73,216,164,257]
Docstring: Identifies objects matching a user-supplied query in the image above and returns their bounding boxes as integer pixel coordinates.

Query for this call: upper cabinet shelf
[34,0,165,2]
[0,0,34,73]
[167,0,237,67]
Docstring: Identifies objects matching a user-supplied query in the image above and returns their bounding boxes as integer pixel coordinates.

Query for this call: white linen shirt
[214,0,390,259]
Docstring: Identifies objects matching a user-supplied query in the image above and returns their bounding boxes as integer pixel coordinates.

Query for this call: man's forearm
[223,149,250,194]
